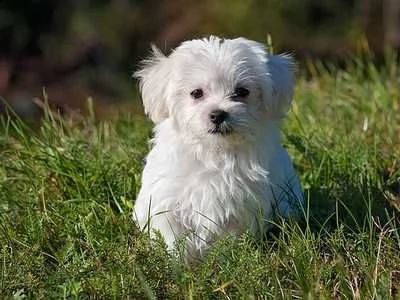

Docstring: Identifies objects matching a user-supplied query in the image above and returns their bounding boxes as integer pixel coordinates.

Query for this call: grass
[0,55,399,298]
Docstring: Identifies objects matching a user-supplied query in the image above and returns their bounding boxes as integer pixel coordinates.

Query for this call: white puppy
[133,36,303,262]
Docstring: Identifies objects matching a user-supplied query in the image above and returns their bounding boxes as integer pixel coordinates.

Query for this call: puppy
[133,36,303,262]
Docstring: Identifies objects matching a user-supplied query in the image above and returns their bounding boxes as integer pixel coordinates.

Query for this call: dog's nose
[209,109,228,125]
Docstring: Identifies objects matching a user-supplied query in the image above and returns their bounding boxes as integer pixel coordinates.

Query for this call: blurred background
[0,0,399,118]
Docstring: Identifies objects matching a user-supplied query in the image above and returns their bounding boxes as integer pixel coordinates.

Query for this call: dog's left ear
[263,54,295,118]
[240,39,295,118]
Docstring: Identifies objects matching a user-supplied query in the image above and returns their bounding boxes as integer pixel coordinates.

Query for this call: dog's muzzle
[209,109,228,125]
[207,110,233,135]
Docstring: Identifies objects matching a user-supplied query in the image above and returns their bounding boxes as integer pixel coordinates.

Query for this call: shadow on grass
[304,181,396,234]
[287,133,399,235]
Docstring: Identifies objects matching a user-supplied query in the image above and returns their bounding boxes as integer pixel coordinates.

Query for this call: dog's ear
[239,39,295,118]
[134,46,170,123]
[263,54,295,118]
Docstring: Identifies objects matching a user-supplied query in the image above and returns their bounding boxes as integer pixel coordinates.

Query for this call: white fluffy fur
[133,36,303,262]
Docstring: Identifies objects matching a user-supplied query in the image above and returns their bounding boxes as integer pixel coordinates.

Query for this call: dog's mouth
[207,124,233,136]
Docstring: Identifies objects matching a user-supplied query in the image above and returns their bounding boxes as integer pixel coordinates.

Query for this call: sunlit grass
[0,56,399,298]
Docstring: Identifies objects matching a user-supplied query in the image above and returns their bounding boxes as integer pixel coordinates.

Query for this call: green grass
[0,56,399,298]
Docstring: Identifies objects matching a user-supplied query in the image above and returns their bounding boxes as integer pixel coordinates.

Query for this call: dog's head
[135,36,295,147]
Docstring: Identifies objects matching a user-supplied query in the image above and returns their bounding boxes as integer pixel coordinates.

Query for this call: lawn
[0,55,399,298]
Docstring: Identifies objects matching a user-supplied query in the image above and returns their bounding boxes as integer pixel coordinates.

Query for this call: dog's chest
[170,155,272,232]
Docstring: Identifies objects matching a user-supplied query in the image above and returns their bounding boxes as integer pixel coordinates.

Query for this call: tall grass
[0,56,399,298]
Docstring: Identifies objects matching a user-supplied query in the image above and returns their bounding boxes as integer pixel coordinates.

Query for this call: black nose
[209,109,228,125]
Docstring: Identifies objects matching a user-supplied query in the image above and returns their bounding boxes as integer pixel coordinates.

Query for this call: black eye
[234,87,249,98]
[190,89,203,99]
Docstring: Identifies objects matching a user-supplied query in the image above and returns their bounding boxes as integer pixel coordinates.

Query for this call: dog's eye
[190,89,203,99]
[234,87,250,98]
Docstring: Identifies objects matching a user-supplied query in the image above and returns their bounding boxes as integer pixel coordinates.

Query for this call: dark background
[0,0,399,118]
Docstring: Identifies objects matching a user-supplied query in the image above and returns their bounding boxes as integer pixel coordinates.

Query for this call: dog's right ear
[134,46,170,123]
